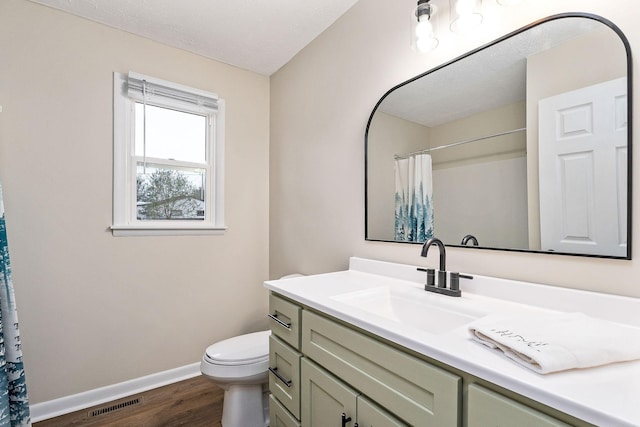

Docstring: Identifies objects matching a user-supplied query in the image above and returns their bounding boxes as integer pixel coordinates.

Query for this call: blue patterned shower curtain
[394,153,434,242]
[0,181,30,426]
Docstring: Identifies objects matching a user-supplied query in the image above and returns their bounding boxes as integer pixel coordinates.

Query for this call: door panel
[301,359,358,427]
[539,77,627,256]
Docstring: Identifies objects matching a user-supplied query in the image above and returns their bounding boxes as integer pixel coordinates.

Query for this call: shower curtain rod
[394,127,526,160]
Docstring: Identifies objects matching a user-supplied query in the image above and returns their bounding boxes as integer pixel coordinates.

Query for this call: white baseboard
[30,362,202,423]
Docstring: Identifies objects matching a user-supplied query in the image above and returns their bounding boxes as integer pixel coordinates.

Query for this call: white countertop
[264,257,640,427]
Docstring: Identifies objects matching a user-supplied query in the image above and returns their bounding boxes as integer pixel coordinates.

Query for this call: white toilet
[200,330,271,427]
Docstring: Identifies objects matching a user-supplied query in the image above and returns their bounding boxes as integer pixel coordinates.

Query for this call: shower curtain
[394,153,434,242]
[0,180,30,426]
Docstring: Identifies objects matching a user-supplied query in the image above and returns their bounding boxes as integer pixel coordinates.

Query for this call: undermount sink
[331,285,486,334]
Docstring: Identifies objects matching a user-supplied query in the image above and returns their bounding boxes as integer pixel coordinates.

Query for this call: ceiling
[27,0,360,76]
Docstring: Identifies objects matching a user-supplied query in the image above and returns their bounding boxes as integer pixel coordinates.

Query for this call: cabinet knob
[341,413,352,426]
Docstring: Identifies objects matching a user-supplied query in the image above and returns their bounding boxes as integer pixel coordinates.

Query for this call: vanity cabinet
[269,293,459,426]
[269,292,591,427]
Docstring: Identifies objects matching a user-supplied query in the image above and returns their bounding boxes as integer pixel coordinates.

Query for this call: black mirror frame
[364,12,633,260]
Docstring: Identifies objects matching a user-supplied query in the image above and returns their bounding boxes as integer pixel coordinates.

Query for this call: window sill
[110,224,228,237]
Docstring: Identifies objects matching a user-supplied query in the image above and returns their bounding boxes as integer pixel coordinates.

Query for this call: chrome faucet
[419,237,472,297]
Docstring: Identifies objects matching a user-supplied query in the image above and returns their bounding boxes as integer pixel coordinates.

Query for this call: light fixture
[412,0,439,53]
[449,0,483,34]
[497,0,523,5]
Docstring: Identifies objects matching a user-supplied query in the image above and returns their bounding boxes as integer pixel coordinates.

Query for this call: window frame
[112,72,226,237]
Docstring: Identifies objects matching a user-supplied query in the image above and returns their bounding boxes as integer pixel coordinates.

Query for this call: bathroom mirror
[365,13,632,259]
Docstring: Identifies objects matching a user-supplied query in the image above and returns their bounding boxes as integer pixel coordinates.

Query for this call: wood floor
[34,375,224,427]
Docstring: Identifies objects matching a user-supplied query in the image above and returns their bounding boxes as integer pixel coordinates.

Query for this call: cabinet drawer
[269,335,301,420]
[269,394,301,427]
[269,293,301,350]
[467,384,571,427]
[302,310,461,427]
[302,310,460,426]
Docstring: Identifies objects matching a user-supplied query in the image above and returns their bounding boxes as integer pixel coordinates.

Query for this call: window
[112,72,226,236]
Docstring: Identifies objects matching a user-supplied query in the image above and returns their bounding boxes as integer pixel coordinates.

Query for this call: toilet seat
[201,330,271,381]
[204,330,270,366]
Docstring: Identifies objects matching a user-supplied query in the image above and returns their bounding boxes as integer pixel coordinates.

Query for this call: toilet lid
[205,330,271,366]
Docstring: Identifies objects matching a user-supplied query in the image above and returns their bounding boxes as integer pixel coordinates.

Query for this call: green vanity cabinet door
[270,394,301,427]
[270,293,302,350]
[302,310,461,426]
[467,384,571,427]
[270,335,302,420]
[301,358,359,427]
[357,395,407,427]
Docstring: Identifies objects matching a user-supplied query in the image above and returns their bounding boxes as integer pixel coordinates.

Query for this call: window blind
[126,72,218,113]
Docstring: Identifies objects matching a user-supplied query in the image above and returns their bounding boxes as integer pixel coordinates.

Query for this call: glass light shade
[412,1,439,53]
[497,0,523,5]
[449,0,483,33]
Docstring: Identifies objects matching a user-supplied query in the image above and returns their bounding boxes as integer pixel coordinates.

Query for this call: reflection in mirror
[365,14,631,259]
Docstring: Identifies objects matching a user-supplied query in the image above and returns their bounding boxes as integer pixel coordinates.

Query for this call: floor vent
[88,396,143,418]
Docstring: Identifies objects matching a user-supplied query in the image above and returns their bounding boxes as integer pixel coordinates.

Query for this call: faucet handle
[427,269,435,286]
[450,272,473,292]
[417,267,436,287]
[450,272,460,292]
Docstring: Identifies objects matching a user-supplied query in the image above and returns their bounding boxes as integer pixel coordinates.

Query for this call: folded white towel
[468,312,640,374]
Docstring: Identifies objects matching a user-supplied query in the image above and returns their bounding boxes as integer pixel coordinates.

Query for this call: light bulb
[415,17,434,38]
[412,0,438,53]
